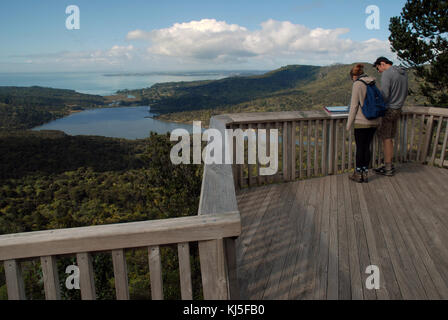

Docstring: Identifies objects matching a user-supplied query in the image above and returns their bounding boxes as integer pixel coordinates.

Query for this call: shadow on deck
[235,163,448,300]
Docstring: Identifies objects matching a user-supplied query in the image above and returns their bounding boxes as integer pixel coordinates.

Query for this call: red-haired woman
[346,64,380,183]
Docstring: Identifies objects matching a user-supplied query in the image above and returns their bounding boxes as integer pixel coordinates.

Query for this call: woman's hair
[350,64,364,77]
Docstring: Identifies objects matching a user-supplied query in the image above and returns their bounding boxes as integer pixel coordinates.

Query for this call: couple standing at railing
[346,57,409,183]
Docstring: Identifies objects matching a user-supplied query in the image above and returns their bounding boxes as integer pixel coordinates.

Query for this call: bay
[32,106,204,140]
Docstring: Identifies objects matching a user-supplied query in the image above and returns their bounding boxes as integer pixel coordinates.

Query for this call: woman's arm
[346,82,362,131]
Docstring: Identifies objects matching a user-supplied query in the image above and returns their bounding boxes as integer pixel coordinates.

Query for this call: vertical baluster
[247,123,253,187]
[421,115,434,163]
[439,118,448,167]
[299,121,304,179]
[274,122,280,183]
[266,122,272,184]
[307,120,312,177]
[290,121,296,180]
[112,249,129,300]
[148,245,164,300]
[198,239,228,300]
[231,124,238,190]
[322,119,328,175]
[334,120,339,174]
[348,125,353,171]
[238,123,244,188]
[4,259,26,300]
[178,242,193,300]
[341,119,346,172]
[417,114,426,161]
[257,123,262,185]
[41,255,61,300]
[314,120,319,176]
[329,120,334,174]
[76,252,96,300]
[409,113,417,161]
[283,121,289,181]
[429,116,443,166]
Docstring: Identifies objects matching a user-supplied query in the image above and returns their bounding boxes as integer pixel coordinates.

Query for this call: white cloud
[127,18,393,65]
[12,45,136,69]
[9,19,394,72]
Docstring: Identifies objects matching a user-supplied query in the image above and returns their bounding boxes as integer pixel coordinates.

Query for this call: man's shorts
[378,108,402,140]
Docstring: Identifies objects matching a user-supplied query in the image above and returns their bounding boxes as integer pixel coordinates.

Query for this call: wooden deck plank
[313,176,331,299]
[355,182,389,299]
[235,163,448,300]
[348,176,377,300]
[380,177,441,299]
[327,175,339,299]
[342,175,363,300]
[289,178,320,299]
[361,179,403,300]
[250,182,298,299]
[302,177,325,300]
[388,168,448,299]
[236,184,284,299]
[240,183,293,299]
[366,175,424,299]
[262,180,307,299]
[336,174,351,300]
[275,180,308,299]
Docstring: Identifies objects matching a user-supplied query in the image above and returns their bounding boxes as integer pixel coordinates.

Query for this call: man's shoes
[374,165,395,176]
[349,171,364,183]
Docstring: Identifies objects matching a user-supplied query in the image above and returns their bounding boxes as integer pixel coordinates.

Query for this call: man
[373,56,408,176]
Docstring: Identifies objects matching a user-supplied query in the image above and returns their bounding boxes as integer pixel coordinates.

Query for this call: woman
[346,64,380,183]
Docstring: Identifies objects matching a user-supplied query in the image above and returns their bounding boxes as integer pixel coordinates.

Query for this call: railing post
[327,119,336,175]
[41,255,61,300]
[76,252,96,300]
[421,115,434,163]
[4,259,26,300]
[198,239,229,299]
[112,249,130,300]
[224,237,240,300]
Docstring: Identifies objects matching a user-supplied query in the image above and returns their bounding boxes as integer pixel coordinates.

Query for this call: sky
[0,0,408,72]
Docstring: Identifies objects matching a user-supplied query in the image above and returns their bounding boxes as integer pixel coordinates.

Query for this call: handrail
[219,105,447,189]
[0,212,240,261]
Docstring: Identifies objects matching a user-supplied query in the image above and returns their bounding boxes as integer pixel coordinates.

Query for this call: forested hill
[0,86,106,130]
[126,65,322,114]
[142,63,426,125]
[124,63,425,118]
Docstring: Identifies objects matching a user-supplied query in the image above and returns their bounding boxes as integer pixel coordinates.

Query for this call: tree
[389,0,448,106]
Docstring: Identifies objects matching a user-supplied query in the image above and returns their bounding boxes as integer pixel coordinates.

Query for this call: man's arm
[380,72,392,103]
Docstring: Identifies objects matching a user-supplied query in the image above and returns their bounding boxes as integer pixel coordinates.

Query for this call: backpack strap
[356,78,375,86]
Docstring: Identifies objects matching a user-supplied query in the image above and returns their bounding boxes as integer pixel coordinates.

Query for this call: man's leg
[383,138,394,167]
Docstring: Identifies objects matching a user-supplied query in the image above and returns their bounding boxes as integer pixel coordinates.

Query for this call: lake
[4,70,264,139]
[32,106,203,140]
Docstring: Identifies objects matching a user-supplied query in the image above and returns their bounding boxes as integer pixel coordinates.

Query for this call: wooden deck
[235,163,448,300]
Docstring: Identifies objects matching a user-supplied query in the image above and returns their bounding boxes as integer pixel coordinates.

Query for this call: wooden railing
[1,105,446,300]
[0,115,241,300]
[223,106,448,189]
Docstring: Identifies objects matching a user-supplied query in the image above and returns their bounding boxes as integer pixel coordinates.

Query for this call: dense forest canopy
[0,130,204,299]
